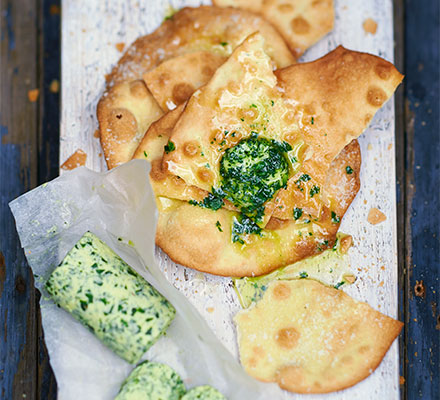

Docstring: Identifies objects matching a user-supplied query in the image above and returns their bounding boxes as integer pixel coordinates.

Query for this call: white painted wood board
[61,0,400,398]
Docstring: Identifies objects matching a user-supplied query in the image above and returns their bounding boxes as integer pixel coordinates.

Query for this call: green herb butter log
[45,231,176,364]
[181,385,227,400]
[115,361,186,400]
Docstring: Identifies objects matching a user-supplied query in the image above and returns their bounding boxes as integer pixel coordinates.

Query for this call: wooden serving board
[61,0,400,398]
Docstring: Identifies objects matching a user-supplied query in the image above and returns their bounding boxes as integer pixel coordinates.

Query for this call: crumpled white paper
[10,160,282,400]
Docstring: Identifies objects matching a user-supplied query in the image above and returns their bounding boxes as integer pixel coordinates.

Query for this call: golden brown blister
[156,140,360,277]
[235,279,403,393]
[143,51,227,111]
[213,0,334,57]
[98,6,295,169]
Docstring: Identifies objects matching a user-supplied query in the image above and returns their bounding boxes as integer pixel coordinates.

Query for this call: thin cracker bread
[97,80,163,168]
[156,139,361,277]
[162,40,402,223]
[162,33,302,226]
[144,51,227,111]
[234,279,403,393]
[97,6,295,169]
[213,0,334,57]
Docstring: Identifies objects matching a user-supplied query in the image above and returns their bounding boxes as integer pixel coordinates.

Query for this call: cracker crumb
[388,143,393,150]
[339,235,353,254]
[49,79,59,93]
[28,89,39,102]
[206,307,215,313]
[61,149,87,170]
[115,42,125,52]
[367,208,387,225]
[363,18,378,35]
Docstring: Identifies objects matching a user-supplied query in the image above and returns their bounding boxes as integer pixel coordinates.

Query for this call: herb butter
[115,361,186,400]
[181,385,227,400]
[45,232,175,364]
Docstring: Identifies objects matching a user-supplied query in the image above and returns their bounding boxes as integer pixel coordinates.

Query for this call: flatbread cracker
[213,0,334,57]
[156,140,360,277]
[162,40,401,225]
[98,6,295,169]
[97,80,163,168]
[162,33,303,226]
[144,51,227,111]
[234,279,403,393]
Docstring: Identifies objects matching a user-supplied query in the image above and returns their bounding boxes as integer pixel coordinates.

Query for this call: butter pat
[182,385,227,399]
[115,361,186,400]
[45,232,175,364]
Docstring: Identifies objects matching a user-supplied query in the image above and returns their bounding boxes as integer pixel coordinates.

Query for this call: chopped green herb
[331,211,340,224]
[293,207,303,220]
[220,41,228,47]
[271,100,275,106]
[250,103,257,108]
[309,185,320,197]
[346,165,353,174]
[232,214,262,244]
[188,189,225,211]
[299,271,308,279]
[295,173,311,189]
[311,116,314,125]
[220,137,289,221]
[143,151,148,158]
[164,140,175,154]
[334,281,345,290]
[215,221,223,232]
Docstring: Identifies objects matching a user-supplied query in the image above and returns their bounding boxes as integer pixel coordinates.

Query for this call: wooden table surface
[0,0,438,399]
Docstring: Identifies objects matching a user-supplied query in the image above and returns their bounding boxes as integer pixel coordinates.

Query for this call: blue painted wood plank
[404,0,440,399]
[0,0,39,398]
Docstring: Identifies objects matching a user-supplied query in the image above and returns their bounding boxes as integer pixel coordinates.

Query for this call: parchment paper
[10,160,282,400]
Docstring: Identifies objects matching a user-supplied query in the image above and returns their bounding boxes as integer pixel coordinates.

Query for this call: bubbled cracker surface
[234,279,403,393]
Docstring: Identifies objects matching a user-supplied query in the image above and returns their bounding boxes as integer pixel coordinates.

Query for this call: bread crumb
[388,143,393,150]
[363,18,378,35]
[367,143,373,150]
[206,307,214,313]
[49,79,59,93]
[339,235,353,254]
[400,376,405,385]
[94,129,100,138]
[28,89,39,102]
[61,149,87,170]
[363,199,368,205]
[115,42,125,52]
[367,208,387,225]
[378,281,384,287]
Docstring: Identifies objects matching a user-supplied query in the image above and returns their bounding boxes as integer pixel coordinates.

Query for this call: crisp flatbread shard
[156,140,360,277]
[213,0,334,57]
[161,41,401,223]
[98,6,295,169]
[274,45,403,189]
[234,279,403,393]
[144,51,227,112]
[97,80,163,168]
[133,105,239,212]
[162,33,303,226]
